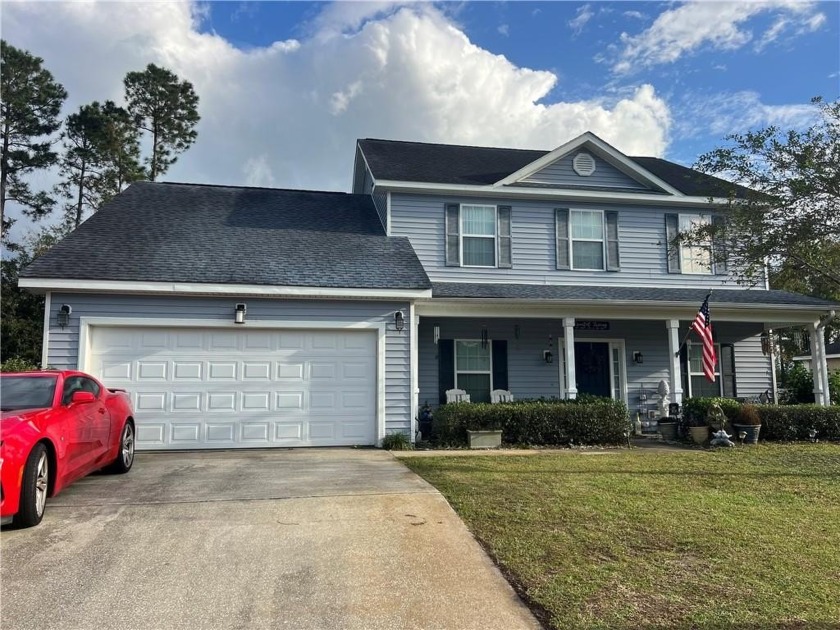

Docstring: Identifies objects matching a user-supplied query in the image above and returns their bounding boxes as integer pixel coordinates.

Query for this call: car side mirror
[71,391,96,404]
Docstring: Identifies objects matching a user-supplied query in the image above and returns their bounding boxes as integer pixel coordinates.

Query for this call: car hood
[1,407,49,431]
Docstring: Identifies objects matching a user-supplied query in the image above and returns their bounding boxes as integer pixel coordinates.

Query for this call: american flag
[692,293,717,382]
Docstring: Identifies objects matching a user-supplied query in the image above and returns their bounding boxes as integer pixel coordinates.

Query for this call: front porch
[415,316,770,415]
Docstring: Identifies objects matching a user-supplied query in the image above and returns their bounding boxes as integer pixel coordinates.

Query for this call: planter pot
[658,422,678,441]
[733,424,762,444]
[467,430,502,449]
[689,425,709,445]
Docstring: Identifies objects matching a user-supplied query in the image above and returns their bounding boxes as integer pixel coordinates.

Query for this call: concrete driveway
[0,449,540,630]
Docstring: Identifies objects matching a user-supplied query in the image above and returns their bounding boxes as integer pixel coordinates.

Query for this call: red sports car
[1,370,135,528]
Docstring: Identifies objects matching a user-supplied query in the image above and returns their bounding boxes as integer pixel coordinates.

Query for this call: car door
[60,377,102,479]
[79,376,112,465]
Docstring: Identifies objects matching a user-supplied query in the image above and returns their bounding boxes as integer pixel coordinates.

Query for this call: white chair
[491,389,514,403]
[445,388,471,403]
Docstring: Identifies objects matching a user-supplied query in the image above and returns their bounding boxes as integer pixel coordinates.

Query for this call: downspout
[816,310,837,405]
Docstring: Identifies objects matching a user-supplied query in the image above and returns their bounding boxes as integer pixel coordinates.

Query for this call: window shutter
[555,208,570,270]
[605,211,620,271]
[491,340,508,391]
[712,215,728,275]
[498,205,512,268]
[679,343,689,396]
[445,204,460,266]
[438,339,455,404]
[665,214,680,274]
[720,344,736,398]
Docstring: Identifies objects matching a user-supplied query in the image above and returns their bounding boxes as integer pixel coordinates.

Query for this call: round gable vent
[573,152,596,177]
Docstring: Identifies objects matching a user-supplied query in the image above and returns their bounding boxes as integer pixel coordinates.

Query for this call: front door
[574,342,611,398]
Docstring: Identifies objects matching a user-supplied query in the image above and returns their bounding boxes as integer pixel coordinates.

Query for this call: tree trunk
[150,122,158,181]
[75,159,86,228]
[1,120,9,240]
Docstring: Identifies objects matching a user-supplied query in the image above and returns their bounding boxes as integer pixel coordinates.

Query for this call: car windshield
[0,376,57,411]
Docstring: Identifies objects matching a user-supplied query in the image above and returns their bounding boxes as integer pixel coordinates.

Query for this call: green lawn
[402,445,840,630]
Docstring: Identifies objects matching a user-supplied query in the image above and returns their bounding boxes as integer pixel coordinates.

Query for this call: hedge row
[431,398,628,447]
[683,397,840,441]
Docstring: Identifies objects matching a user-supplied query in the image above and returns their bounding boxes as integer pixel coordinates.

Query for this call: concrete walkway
[0,449,540,630]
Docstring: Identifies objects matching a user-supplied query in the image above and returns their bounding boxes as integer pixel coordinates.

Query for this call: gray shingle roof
[358,138,754,198]
[432,283,840,308]
[21,182,431,290]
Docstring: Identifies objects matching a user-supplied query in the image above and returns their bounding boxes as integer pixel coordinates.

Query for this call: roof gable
[494,132,683,195]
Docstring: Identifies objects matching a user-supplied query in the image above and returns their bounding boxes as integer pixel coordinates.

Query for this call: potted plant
[733,403,762,444]
[466,412,503,449]
[657,416,678,441]
[686,417,709,445]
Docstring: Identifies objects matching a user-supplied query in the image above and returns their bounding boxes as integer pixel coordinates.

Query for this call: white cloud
[568,4,594,35]
[498,23,509,37]
[675,91,818,140]
[2,1,672,239]
[612,1,823,74]
[623,10,646,20]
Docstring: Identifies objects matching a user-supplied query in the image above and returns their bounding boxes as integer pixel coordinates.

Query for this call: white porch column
[768,329,779,404]
[666,319,684,405]
[817,327,830,406]
[410,306,419,440]
[810,323,826,406]
[563,317,577,399]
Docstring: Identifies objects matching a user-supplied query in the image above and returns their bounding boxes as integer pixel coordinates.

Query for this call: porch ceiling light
[57,304,72,329]
[234,303,247,324]
[394,310,405,332]
[633,351,644,364]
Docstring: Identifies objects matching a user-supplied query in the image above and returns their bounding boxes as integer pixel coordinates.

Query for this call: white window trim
[679,214,713,276]
[685,341,723,397]
[454,339,494,395]
[460,204,498,268]
[569,208,606,271]
[557,337,627,404]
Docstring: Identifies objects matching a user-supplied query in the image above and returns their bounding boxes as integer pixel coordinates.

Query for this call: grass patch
[403,444,840,630]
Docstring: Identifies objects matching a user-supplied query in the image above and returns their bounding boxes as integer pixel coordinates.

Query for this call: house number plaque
[574,320,610,331]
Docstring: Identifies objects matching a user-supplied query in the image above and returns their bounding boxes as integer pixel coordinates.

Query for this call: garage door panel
[90,326,377,449]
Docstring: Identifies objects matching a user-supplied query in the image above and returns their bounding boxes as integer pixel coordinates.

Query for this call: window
[679,214,712,275]
[556,209,619,271]
[461,205,496,267]
[686,343,736,398]
[455,340,492,403]
[570,210,605,270]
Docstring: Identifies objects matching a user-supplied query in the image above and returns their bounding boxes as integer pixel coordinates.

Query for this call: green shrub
[381,432,413,450]
[778,362,816,404]
[431,398,627,447]
[736,403,762,426]
[0,357,40,372]
[830,370,840,406]
[755,405,840,441]
[683,397,741,425]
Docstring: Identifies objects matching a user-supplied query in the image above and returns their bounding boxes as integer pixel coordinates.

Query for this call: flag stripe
[691,294,716,382]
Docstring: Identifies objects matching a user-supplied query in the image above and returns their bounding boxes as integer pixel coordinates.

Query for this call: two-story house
[19,132,838,450]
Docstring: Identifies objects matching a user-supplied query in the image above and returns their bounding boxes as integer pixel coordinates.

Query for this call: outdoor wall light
[234,303,247,324]
[433,324,440,345]
[760,331,771,356]
[633,351,644,365]
[543,334,553,364]
[57,304,72,329]
[394,310,405,332]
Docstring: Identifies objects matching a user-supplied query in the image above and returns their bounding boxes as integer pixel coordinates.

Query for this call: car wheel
[15,443,49,528]
[105,421,135,474]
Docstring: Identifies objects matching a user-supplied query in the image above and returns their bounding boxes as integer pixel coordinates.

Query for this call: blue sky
[2,1,838,236]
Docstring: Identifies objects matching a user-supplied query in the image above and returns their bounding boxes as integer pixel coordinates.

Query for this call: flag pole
[675,290,713,357]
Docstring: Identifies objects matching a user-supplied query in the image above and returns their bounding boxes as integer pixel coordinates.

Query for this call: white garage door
[88,326,378,449]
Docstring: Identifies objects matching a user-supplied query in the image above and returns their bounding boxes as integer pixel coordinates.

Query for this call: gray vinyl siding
[46,294,412,435]
[418,317,770,408]
[391,193,741,288]
[520,152,651,191]
[372,189,388,232]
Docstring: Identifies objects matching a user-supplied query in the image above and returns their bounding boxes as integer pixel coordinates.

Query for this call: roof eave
[376,180,727,207]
